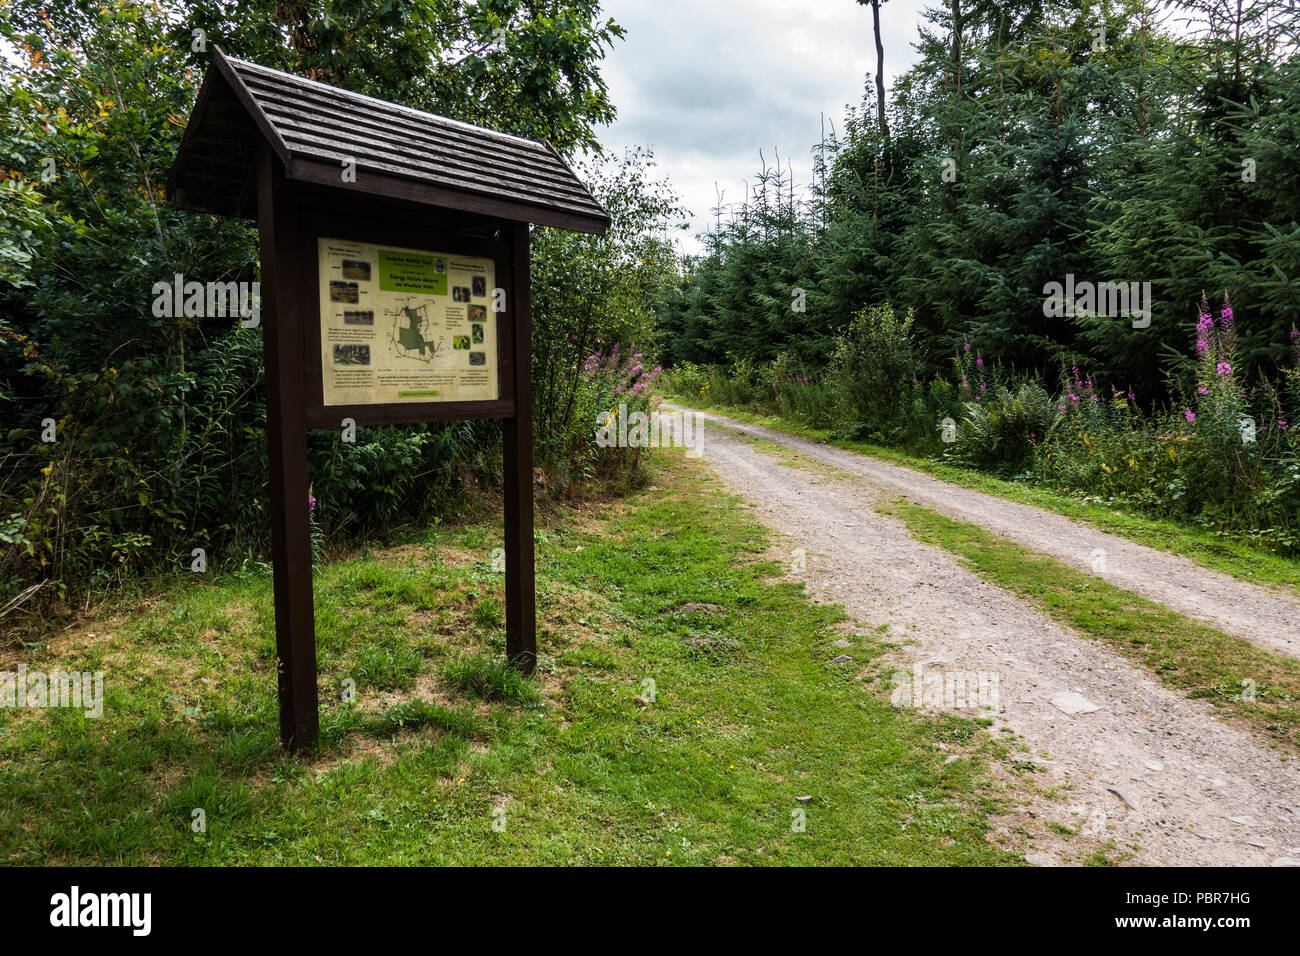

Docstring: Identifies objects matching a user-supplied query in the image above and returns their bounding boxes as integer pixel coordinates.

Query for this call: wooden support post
[502,221,536,674]
[258,148,320,750]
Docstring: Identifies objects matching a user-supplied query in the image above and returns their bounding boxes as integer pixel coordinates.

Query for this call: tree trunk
[952,0,962,100]
[872,0,887,138]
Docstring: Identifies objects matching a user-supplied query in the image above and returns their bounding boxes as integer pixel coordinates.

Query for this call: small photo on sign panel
[469,351,486,366]
[472,275,487,297]
[472,323,484,343]
[468,305,486,321]
[341,259,371,281]
[453,335,471,350]
[330,280,360,303]
[333,344,370,366]
[343,310,374,326]
[452,286,471,303]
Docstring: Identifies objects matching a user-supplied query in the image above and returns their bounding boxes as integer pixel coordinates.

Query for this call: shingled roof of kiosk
[166,48,610,234]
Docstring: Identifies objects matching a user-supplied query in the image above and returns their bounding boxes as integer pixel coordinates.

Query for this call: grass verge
[0,451,1020,865]
[881,497,1300,752]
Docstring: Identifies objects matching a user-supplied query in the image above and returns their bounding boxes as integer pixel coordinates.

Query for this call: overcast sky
[598,0,931,254]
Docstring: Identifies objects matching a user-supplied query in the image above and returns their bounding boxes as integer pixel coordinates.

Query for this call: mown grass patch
[882,497,1300,752]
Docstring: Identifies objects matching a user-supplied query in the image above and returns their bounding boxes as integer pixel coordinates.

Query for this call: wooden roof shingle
[167,48,610,234]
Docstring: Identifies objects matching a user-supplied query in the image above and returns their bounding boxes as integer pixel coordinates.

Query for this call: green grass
[442,653,541,705]
[0,451,1022,866]
[882,497,1300,752]
[665,393,1300,594]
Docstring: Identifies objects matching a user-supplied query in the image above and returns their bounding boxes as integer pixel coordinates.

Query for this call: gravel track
[675,405,1300,659]
[666,406,1300,866]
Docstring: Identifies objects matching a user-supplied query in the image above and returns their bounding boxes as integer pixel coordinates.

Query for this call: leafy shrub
[1026,298,1300,551]
[825,304,922,440]
[710,355,767,408]
[0,88,676,624]
[542,345,662,495]
[531,148,682,493]
[662,361,710,399]
[666,295,1300,556]
[771,351,835,427]
[900,377,963,455]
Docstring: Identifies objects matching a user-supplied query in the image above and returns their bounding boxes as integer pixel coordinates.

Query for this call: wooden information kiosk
[168,49,609,750]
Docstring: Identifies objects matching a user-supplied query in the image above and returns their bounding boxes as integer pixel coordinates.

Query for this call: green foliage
[1026,299,1300,552]
[0,177,48,288]
[825,304,923,440]
[441,652,541,705]
[661,361,709,399]
[0,0,656,619]
[665,0,1300,401]
[656,0,1300,556]
[951,381,1062,476]
[308,420,481,539]
[531,148,684,493]
[657,155,822,369]
[666,293,1300,555]
[771,351,835,427]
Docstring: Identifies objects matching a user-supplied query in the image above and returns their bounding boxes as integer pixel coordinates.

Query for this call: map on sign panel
[389,299,443,363]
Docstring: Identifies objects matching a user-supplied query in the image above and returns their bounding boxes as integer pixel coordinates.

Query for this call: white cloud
[597,0,931,254]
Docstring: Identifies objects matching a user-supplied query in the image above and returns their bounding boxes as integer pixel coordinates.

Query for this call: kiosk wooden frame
[168,49,610,750]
